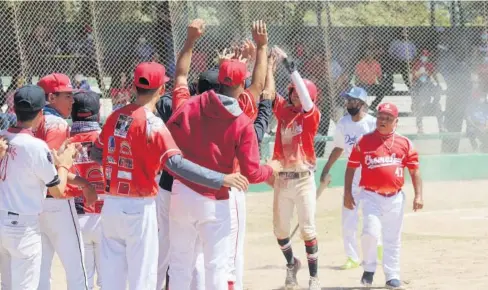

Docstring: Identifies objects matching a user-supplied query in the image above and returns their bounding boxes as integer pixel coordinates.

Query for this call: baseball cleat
[360,271,374,286]
[308,276,320,290]
[377,245,383,261]
[284,257,301,290]
[385,279,402,289]
[340,257,360,270]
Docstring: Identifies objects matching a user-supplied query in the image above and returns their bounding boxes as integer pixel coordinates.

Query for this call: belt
[278,171,311,180]
[7,211,18,216]
[364,188,400,198]
[46,195,53,199]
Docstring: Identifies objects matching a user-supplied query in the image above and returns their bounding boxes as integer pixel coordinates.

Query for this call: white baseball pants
[273,173,317,241]
[342,185,362,262]
[361,190,405,281]
[0,211,42,290]
[156,187,205,290]
[169,180,231,290]
[78,214,102,289]
[38,198,88,290]
[227,189,246,290]
[156,187,171,290]
[100,196,158,290]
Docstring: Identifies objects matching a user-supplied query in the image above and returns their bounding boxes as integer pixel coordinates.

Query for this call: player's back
[100,103,167,197]
[0,129,54,214]
[167,90,255,199]
[168,90,253,174]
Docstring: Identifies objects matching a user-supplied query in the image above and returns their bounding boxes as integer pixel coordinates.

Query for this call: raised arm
[253,51,278,143]
[276,46,314,112]
[246,20,268,101]
[173,19,205,110]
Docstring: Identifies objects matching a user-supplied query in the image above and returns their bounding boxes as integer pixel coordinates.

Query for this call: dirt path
[46,180,488,289]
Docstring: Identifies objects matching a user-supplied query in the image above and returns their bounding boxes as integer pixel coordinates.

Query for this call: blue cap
[344,86,368,102]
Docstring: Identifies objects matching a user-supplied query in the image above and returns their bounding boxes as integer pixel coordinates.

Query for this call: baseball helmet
[288,79,318,102]
[344,86,368,102]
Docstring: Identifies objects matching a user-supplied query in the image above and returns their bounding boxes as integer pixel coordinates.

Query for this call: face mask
[347,107,361,116]
[420,56,428,62]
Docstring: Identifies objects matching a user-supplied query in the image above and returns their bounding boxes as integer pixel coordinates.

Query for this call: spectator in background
[411,49,444,134]
[387,28,417,90]
[74,74,91,91]
[355,49,384,110]
[136,36,155,63]
[109,72,132,110]
[438,29,472,153]
[465,88,488,152]
[0,75,23,129]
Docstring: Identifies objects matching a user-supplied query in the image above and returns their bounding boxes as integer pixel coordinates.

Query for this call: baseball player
[270,49,321,290]
[154,63,275,290]
[345,103,423,289]
[90,61,248,290]
[0,85,78,289]
[35,73,96,290]
[320,87,381,270]
[167,19,278,290]
[65,90,104,289]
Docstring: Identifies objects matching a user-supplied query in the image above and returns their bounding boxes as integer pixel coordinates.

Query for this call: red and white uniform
[34,111,89,290]
[273,95,320,171]
[272,93,321,241]
[96,104,180,290]
[66,129,105,290]
[238,89,258,121]
[347,130,419,281]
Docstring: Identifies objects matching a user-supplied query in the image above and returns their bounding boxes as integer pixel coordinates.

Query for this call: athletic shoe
[361,271,375,286]
[377,245,383,261]
[308,276,320,290]
[386,279,402,289]
[340,257,360,270]
[284,257,301,290]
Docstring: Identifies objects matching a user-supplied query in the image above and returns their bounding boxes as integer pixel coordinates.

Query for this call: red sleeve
[273,95,286,119]
[236,122,273,183]
[148,120,182,166]
[404,139,419,170]
[172,85,191,111]
[347,139,362,168]
[238,90,258,121]
[45,123,69,150]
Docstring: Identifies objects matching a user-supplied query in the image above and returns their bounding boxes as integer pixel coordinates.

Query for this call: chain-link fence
[1,1,488,158]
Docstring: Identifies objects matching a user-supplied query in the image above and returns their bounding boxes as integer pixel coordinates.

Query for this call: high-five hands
[187,19,205,43]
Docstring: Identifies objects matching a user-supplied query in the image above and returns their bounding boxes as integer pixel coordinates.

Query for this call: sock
[305,238,318,277]
[277,238,295,266]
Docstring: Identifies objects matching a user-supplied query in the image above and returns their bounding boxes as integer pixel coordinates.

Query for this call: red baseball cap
[134,62,170,89]
[37,73,74,94]
[378,103,399,118]
[218,59,251,87]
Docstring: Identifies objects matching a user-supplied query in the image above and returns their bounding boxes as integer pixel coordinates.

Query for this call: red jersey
[272,95,320,171]
[238,90,258,121]
[34,113,70,150]
[347,130,419,193]
[95,104,181,198]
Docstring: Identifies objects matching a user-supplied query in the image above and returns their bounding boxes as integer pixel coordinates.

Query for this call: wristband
[58,166,70,172]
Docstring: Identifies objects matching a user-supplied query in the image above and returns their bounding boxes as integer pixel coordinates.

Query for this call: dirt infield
[47,180,488,289]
